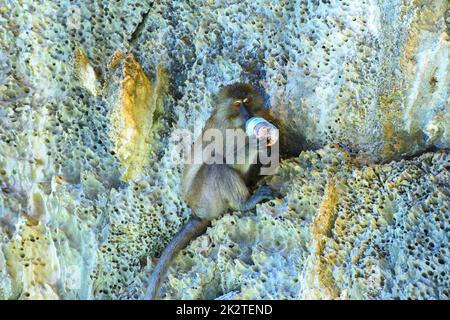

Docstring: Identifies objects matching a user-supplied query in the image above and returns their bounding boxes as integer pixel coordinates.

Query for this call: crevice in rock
[128,3,154,46]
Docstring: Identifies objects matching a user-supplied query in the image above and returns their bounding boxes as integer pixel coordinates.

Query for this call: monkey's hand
[256,126,279,147]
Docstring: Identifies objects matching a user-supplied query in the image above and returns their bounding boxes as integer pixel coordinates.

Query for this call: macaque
[145,83,279,299]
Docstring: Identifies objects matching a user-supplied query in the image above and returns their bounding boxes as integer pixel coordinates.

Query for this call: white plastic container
[245,117,279,146]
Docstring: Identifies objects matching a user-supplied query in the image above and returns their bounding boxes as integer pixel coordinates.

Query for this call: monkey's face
[217,83,264,129]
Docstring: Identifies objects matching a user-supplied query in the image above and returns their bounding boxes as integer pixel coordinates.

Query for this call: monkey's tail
[144,218,210,300]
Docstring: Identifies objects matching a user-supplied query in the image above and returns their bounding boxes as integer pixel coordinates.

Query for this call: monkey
[145,83,278,300]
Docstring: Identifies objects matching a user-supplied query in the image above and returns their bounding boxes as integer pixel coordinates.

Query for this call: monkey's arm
[144,218,210,300]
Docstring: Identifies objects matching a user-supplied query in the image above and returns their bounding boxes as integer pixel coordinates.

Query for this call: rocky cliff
[0,0,448,299]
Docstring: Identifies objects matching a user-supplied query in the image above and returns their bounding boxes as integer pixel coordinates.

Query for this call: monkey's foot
[254,185,274,201]
[240,185,274,211]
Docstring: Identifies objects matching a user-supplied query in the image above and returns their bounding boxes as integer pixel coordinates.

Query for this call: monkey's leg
[210,164,273,213]
[144,218,210,300]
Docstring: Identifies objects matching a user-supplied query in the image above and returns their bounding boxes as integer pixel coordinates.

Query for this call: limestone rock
[0,0,448,300]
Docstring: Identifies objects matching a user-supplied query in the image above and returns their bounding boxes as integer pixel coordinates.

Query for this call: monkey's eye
[243,97,252,104]
[233,100,242,107]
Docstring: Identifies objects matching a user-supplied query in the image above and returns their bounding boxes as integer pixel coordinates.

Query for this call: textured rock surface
[0,0,448,299]
[162,146,449,299]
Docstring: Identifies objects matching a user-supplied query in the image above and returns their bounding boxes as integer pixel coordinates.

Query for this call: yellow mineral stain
[5,223,60,299]
[109,50,124,71]
[307,178,340,299]
[110,53,169,181]
[73,47,99,95]
[378,92,415,160]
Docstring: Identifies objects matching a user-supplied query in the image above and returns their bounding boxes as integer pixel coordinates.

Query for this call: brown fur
[145,83,274,299]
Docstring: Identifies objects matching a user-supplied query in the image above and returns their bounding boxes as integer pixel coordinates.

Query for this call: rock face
[0,0,448,300]
[162,146,449,299]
